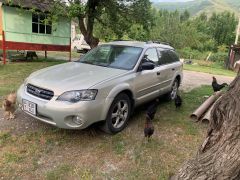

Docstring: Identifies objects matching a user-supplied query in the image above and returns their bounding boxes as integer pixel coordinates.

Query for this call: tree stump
[173,75,240,180]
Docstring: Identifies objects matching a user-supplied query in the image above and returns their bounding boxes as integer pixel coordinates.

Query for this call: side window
[143,48,159,65]
[157,49,170,65]
[167,50,179,63]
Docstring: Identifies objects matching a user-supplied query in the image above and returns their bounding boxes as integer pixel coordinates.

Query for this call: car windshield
[77,45,143,70]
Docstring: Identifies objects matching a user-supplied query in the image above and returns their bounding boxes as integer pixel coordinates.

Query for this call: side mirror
[140,62,155,71]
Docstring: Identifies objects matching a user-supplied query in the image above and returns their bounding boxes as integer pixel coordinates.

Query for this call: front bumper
[17,84,108,129]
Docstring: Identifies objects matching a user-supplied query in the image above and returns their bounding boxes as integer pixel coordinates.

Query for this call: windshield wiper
[96,63,109,67]
[79,61,94,65]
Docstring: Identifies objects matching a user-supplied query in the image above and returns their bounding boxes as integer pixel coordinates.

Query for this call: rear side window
[157,48,179,65]
[167,50,179,63]
[157,49,169,65]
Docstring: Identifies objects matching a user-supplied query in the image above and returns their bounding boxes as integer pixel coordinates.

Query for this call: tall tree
[63,0,153,48]
[180,10,190,22]
[208,11,237,45]
[173,75,240,179]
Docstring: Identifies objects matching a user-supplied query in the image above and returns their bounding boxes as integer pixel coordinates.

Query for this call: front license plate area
[22,99,37,115]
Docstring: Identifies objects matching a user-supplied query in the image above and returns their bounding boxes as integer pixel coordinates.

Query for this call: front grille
[27,84,54,100]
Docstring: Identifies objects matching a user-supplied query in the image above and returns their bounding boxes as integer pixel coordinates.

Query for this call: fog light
[72,116,83,125]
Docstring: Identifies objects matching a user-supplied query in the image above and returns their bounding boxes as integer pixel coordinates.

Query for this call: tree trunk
[77,0,100,49]
[173,75,240,180]
[78,17,99,49]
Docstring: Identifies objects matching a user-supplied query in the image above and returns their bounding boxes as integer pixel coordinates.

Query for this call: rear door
[157,48,180,93]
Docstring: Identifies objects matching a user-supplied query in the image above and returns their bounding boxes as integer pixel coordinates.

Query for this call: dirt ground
[0,70,235,179]
[181,70,234,92]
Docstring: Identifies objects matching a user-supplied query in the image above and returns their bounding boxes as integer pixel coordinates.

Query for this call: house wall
[2,6,71,46]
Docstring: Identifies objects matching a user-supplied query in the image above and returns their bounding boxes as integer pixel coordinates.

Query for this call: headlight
[57,90,98,103]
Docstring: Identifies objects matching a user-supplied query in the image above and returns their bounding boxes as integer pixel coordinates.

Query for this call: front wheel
[101,93,131,134]
[166,79,179,100]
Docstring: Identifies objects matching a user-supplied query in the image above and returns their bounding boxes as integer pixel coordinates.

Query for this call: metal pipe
[190,91,223,121]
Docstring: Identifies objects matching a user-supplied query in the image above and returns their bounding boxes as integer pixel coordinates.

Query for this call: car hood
[27,62,127,95]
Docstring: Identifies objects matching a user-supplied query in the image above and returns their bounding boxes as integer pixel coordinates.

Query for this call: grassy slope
[183,63,236,77]
[153,0,240,16]
[0,61,214,179]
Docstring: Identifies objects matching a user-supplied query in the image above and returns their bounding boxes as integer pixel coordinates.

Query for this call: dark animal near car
[174,94,182,108]
[144,99,158,140]
[146,99,159,120]
[212,76,228,92]
[26,51,38,60]
[144,115,154,140]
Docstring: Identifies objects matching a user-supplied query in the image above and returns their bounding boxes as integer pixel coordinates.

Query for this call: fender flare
[100,83,134,120]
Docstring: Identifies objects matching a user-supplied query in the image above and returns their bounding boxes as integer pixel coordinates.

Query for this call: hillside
[153,0,240,16]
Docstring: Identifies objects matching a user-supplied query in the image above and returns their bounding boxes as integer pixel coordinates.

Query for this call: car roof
[103,41,175,50]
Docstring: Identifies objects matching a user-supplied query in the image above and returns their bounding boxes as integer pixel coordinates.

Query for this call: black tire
[101,93,131,134]
[166,78,179,101]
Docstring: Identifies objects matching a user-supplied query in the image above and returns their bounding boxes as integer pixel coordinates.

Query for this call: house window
[32,14,52,34]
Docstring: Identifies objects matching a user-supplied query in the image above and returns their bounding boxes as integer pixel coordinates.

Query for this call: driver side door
[134,48,161,105]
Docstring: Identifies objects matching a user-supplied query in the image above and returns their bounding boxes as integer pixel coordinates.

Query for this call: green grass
[0,60,64,97]
[183,61,236,77]
[3,152,24,163]
[0,61,214,179]
[46,164,73,180]
[0,132,12,146]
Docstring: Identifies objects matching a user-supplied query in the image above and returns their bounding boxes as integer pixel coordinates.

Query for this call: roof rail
[146,40,170,46]
[112,39,134,42]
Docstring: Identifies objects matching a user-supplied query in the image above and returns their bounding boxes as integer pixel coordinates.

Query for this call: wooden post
[2,31,6,65]
[235,17,240,45]
[69,38,71,62]
[45,50,47,59]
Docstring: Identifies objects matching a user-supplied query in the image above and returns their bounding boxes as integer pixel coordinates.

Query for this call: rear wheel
[101,93,131,134]
[166,79,179,100]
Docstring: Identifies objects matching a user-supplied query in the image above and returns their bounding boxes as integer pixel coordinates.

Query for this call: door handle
[157,72,161,75]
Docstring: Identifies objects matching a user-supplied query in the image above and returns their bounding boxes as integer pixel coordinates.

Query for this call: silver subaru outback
[17,41,183,134]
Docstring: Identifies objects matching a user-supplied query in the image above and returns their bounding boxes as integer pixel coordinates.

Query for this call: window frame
[32,13,52,35]
[142,47,159,66]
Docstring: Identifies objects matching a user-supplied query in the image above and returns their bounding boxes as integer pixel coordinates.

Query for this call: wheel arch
[175,74,181,87]
[101,84,135,120]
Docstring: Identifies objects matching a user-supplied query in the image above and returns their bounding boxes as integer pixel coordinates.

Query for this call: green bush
[208,52,228,62]
[177,47,209,60]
